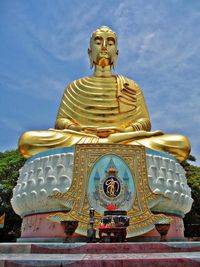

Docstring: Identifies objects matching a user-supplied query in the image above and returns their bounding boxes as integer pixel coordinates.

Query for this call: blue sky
[0,0,200,165]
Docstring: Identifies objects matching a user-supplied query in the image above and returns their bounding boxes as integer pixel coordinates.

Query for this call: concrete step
[0,242,200,254]
[0,252,200,267]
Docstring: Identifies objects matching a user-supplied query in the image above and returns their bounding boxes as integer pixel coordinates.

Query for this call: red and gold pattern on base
[48,144,171,237]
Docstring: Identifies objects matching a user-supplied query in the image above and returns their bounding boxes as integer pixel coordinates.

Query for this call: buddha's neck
[93,65,113,77]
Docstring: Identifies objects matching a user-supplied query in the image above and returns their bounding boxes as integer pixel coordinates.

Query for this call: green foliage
[182,157,200,237]
[0,150,25,241]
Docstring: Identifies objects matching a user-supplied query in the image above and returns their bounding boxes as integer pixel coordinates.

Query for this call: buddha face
[88,26,118,69]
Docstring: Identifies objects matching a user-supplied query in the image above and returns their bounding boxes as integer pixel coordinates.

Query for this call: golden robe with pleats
[19,75,190,161]
[55,75,150,130]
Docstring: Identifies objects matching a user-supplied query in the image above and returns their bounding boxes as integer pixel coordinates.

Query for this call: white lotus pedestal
[11,145,193,242]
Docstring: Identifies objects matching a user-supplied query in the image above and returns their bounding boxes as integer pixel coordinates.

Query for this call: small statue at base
[87,208,96,243]
[18,26,190,162]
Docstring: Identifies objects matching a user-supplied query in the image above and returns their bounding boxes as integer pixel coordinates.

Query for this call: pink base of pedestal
[20,212,184,240]
[21,212,66,239]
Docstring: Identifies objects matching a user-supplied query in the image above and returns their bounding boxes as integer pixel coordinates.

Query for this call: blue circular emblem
[103,176,121,198]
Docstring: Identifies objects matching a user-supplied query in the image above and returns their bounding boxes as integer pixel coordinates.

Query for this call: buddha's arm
[55,87,82,130]
[120,82,151,133]
[55,87,95,132]
[55,117,73,129]
[55,116,90,132]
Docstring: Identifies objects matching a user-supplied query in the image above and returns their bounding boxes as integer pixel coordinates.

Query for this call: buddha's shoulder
[64,76,83,85]
[118,75,142,92]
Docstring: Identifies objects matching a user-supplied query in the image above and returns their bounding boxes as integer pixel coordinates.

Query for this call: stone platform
[0,242,199,266]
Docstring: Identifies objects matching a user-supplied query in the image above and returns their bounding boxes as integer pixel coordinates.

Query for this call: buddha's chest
[64,76,137,126]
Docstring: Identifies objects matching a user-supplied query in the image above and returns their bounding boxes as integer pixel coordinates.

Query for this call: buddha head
[88,26,119,69]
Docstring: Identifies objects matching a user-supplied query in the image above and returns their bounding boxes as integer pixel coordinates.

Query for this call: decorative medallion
[88,154,134,213]
[103,176,121,198]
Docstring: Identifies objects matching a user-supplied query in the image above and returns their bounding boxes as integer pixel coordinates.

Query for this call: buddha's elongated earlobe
[112,50,119,69]
[88,48,94,69]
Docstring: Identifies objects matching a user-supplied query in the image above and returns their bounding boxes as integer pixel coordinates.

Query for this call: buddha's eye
[94,37,102,45]
[107,38,115,46]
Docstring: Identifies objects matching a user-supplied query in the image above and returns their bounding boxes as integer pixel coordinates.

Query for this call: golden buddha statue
[19,26,190,161]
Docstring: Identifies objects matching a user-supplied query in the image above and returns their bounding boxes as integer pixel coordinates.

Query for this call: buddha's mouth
[99,52,109,58]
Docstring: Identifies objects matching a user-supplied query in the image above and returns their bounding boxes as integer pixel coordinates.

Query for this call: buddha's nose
[101,40,107,53]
